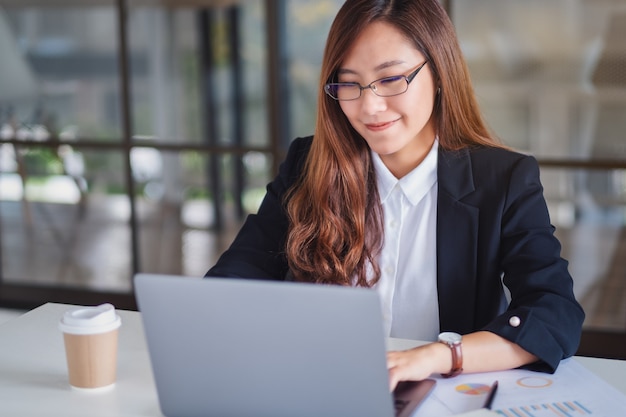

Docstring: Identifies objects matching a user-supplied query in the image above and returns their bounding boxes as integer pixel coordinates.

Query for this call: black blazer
[207,136,585,373]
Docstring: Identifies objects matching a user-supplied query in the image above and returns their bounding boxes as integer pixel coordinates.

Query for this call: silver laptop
[134,273,435,417]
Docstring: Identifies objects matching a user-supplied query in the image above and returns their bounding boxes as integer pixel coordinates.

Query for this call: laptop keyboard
[394,398,410,414]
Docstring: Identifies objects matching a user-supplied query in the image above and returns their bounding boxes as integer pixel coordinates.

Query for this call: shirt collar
[372,139,439,206]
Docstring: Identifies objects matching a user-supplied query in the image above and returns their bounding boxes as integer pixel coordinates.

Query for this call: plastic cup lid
[59,303,122,335]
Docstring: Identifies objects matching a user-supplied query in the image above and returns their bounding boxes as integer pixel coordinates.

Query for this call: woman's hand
[387,342,450,391]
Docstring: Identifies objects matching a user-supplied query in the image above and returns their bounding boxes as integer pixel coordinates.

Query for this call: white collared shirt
[371,140,440,341]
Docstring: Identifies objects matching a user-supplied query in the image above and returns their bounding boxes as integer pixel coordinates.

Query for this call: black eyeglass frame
[324,60,429,101]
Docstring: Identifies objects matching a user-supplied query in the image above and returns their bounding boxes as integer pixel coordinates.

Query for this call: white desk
[0,303,624,416]
[0,303,160,417]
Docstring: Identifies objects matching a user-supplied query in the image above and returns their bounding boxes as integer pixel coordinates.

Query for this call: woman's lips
[365,119,397,131]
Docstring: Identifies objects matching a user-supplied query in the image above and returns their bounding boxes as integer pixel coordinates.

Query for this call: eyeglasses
[324,60,429,101]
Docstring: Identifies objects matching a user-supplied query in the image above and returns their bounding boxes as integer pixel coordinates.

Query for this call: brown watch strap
[441,340,463,378]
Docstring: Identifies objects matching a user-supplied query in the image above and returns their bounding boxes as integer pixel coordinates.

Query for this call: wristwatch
[438,332,463,378]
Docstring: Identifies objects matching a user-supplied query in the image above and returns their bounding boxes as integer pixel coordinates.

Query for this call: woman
[206,0,584,390]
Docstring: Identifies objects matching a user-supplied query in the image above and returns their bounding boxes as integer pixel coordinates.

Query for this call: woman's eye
[379,76,404,85]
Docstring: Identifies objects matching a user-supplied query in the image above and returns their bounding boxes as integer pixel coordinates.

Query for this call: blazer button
[509,316,521,327]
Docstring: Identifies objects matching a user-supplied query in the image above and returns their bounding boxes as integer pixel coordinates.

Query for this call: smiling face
[337,21,437,178]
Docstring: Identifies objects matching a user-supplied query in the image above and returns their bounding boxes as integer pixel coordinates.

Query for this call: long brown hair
[285,0,500,286]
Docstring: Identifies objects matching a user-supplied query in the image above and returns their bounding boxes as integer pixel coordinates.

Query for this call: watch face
[439,332,462,344]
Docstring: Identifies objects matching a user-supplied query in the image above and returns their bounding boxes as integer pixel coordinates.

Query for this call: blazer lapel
[436,148,479,333]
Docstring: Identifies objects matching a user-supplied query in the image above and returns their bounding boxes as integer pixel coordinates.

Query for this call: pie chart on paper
[455,383,492,395]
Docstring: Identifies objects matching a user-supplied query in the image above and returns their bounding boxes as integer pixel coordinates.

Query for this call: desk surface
[0,303,624,416]
[0,303,160,417]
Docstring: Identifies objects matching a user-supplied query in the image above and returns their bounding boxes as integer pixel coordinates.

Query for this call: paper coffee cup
[59,303,122,390]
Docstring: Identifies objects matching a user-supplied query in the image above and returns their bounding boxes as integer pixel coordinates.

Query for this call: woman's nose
[359,88,387,114]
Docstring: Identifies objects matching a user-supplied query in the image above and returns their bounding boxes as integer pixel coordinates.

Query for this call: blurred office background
[0,0,624,358]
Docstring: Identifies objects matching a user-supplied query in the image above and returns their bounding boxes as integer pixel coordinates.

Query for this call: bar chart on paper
[495,400,592,417]
[427,359,626,417]
[494,375,593,417]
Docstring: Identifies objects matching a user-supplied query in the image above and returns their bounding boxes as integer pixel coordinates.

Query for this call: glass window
[544,167,626,332]
[0,147,133,291]
[126,2,269,147]
[133,148,272,279]
[0,5,122,142]
[285,0,342,138]
[453,0,626,160]
[0,2,274,296]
